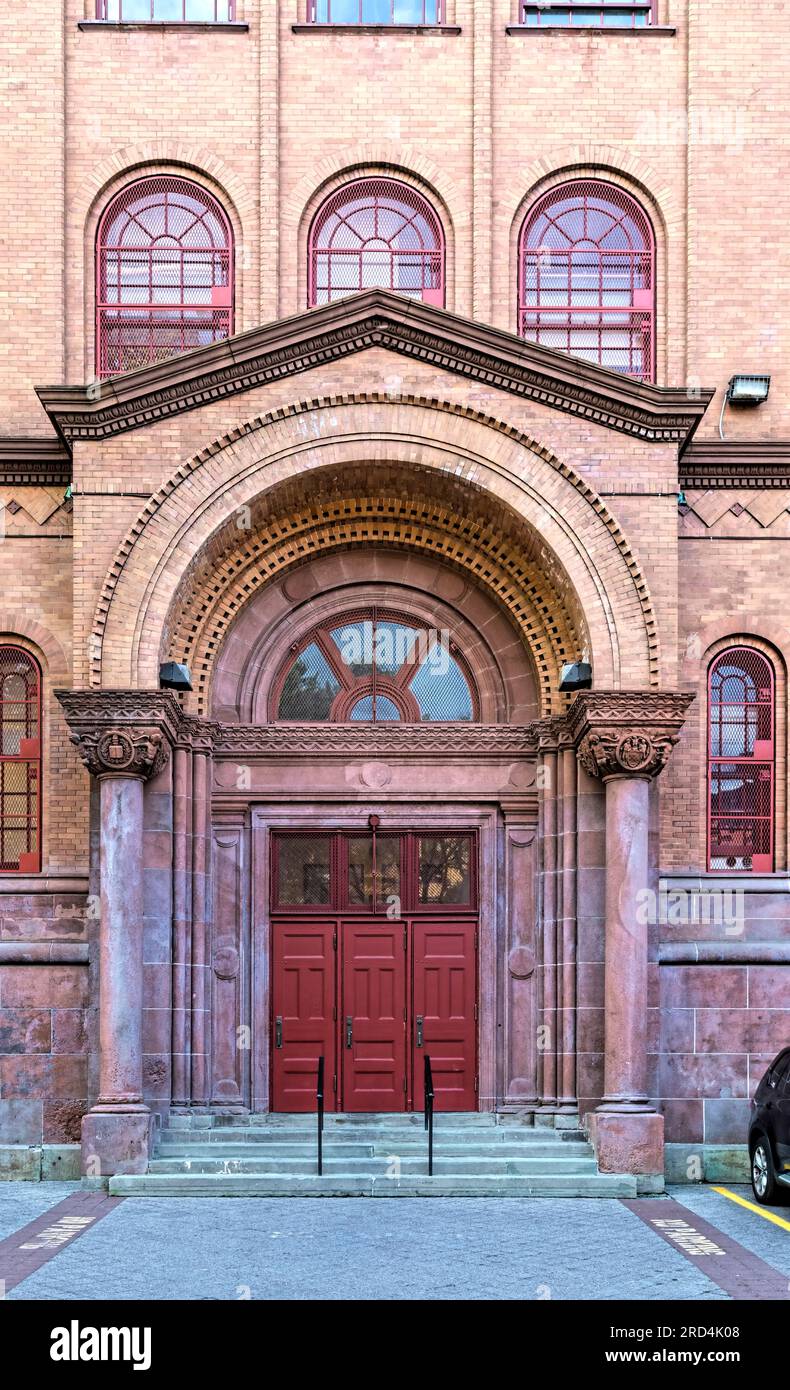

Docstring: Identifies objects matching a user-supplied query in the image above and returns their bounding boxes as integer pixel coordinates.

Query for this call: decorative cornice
[54,692,542,764]
[213,722,540,759]
[566,690,694,782]
[0,436,72,486]
[36,291,712,447]
[55,689,183,780]
[680,439,790,489]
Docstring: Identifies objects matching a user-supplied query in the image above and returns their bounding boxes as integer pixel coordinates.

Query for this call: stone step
[111,1171,637,1198]
[164,1112,554,1132]
[156,1126,586,1147]
[147,1154,600,1175]
[154,1140,590,1160]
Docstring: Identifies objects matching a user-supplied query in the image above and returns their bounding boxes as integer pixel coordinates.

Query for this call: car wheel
[751,1136,780,1204]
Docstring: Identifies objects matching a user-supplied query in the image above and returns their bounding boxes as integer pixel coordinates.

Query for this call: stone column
[568,692,693,1179]
[57,691,180,1177]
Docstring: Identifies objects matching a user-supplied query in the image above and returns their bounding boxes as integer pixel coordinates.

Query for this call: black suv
[749,1047,790,1204]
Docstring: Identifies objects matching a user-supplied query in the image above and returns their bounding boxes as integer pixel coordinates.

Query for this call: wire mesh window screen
[418,835,471,904]
[519,179,655,381]
[522,2,654,25]
[274,611,476,722]
[0,647,41,873]
[312,1,441,19]
[708,647,775,872]
[309,178,444,307]
[98,0,235,18]
[276,835,332,905]
[97,176,233,378]
[347,835,401,906]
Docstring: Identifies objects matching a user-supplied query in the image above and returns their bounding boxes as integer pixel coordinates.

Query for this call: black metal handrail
[424,1054,434,1176]
[316,1054,325,1176]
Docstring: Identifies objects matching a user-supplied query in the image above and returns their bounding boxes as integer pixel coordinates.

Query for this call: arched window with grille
[96,175,234,379]
[708,647,775,872]
[308,177,445,308]
[272,611,476,722]
[518,179,655,381]
[0,647,41,874]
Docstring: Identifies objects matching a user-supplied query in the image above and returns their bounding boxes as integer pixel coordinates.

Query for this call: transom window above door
[272,609,477,721]
[273,830,476,910]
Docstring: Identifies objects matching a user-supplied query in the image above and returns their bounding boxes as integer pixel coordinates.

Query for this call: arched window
[96,175,233,378]
[308,178,445,308]
[708,647,775,872]
[272,611,477,722]
[518,179,655,381]
[0,647,41,873]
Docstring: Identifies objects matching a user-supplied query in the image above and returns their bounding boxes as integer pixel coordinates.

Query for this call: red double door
[270,829,478,1113]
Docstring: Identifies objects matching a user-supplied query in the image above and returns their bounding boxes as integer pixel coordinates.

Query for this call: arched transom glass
[273,611,477,722]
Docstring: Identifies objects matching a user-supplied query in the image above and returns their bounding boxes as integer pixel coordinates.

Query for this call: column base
[81,1110,154,1178]
[588,1109,664,1176]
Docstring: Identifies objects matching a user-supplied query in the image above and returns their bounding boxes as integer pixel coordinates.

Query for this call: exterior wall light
[159,661,192,691]
[726,375,771,405]
[559,661,593,692]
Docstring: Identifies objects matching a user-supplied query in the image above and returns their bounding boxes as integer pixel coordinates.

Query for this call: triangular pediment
[37,290,712,447]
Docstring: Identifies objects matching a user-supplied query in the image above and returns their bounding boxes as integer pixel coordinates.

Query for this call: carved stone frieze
[213,722,541,758]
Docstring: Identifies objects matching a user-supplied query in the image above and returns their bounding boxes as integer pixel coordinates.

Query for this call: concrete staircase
[109,1113,642,1197]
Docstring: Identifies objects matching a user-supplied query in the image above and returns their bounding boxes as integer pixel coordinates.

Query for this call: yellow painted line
[712,1185,790,1231]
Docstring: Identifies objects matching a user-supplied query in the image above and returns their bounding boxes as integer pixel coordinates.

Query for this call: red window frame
[96,0,236,19]
[270,607,478,722]
[310,1,442,21]
[308,177,445,309]
[0,646,42,875]
[96,175,234,379]
[707,646,775,874]
[518,178,656,382]
[521,2,655,24]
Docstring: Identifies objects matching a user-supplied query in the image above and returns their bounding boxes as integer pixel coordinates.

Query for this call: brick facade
[1,1,788,1180]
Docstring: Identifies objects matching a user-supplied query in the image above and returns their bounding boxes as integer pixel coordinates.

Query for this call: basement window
[522,2,654,25]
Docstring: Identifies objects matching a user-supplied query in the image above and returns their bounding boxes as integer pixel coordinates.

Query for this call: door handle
[416,1015,424,1048]
[275,1015,283,1049]
[345,1016,353,1049]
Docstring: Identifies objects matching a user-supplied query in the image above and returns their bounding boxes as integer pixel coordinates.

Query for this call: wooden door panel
[342,922,406,1112]
[412,919,477,1111]
[271,920,336,1113]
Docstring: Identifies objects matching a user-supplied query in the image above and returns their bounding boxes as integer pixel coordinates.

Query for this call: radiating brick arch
[164,476,581,717]
[90,396,660,710]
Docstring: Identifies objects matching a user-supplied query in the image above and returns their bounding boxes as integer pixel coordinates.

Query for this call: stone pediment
[37,289,712,447]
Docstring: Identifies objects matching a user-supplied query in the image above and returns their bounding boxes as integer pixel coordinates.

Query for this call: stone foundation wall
[0,876,91,1157]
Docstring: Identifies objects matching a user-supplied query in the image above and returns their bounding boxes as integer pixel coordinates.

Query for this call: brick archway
[90,396,660,709]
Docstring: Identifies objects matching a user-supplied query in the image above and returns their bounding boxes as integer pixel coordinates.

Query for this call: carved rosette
[567,691,694,783]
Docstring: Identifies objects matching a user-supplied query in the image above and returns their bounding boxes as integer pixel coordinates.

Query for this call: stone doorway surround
[57,687,692,1182]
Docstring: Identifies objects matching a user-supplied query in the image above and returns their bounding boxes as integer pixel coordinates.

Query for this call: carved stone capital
[567,691,694,783]
[75,727,169,781]
[56,689,182,782]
